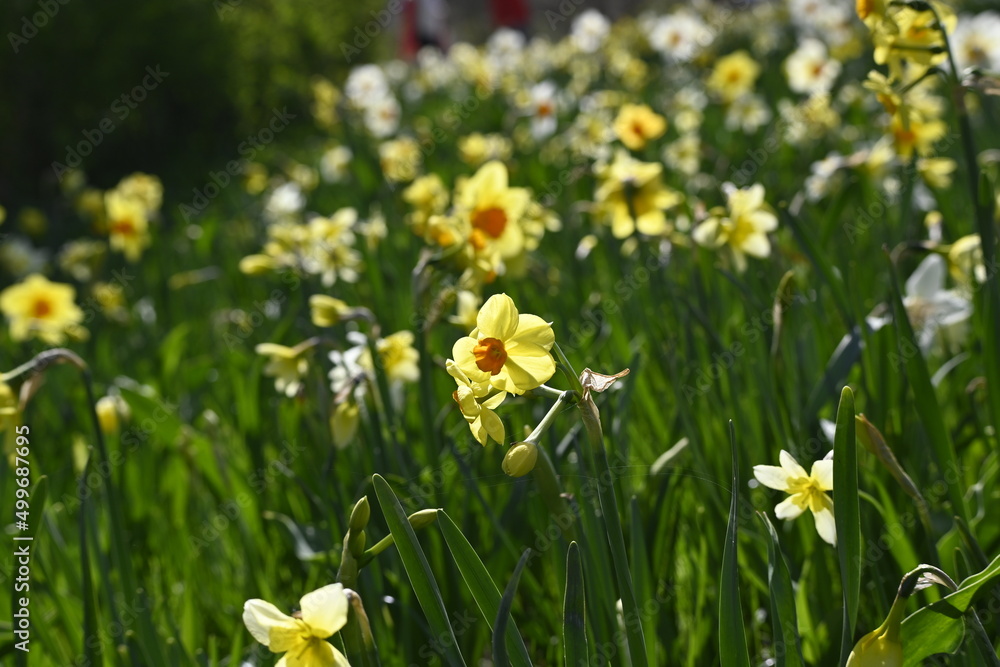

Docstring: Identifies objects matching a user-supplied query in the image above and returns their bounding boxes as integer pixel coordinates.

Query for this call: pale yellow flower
[451,293,555,395]
[0,274,85,345]
[376,331,420,384]
[243,583,351,667]
[256,343,310,397]
[754,450,836,546]
[454,161,531,260]
[692,184,777,273]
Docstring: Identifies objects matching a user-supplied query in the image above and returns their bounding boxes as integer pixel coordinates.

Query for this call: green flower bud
[407,509,438,530]
[502,441,538,477]
[349,496,371,532]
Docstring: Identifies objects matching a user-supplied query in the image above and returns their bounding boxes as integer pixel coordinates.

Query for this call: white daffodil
[869,254,972,354]
[243,583,352,667]
[754,450,836,546]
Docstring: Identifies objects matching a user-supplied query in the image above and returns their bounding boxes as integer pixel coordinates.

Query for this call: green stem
[578,394,648,666]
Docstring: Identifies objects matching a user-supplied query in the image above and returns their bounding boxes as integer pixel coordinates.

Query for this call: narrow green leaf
[563,542,588,667]
[758,513,804,667]
[494,549,531,667]
[630,497,657,666]
[901,552,1000,664]
[833,386,861,664]
[436,510,532,667]
[372,475,466,667]
[720,421,751,667]
[885,253,969,523]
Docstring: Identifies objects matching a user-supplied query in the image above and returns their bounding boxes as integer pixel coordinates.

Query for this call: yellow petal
[477,294,519,340]
[509,314,555,350]
[299,584,349,638]
[775,495,805,520]
[243,599,304,652]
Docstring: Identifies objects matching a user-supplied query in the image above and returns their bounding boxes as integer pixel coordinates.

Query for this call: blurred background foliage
[0,0,384,209]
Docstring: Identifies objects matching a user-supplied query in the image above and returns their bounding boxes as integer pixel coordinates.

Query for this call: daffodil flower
[256,343,310,397]
[0,274,85,345]
[448,360,507,446]
[692,183,777,273]
[452,293,555,395]
[754,450,836,546]
[243,583,352,667]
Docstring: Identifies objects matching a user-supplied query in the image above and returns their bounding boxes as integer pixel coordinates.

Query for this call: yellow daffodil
[375,331,420,384]
[451,293,555,395]
[449,290,481,331]
[310,295,353,328]
[754,450,836,546]
[613,103,667,151]
[256,343,310,397]
[105,190,151,262]
[115,173,163,214]
[0,274,85,345]
[95,395,130,435]
[243,583,352,667]
[454,161,531,260]
[707,50,761,103]
[846,591,905,666]
[692,184,778,273]
[447,360,507,446]
[403,175,449,233]
[947,234,987,288]
[379,137,422,183]
[594,149,683,239]
[457,133,513,167]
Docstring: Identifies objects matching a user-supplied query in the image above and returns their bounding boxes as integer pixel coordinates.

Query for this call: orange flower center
[537,102,553,117]
[111,218,136,236]
[31,298,53,318]
[471,207,507,239]
[473,337,507,375]
[631,121,645,138]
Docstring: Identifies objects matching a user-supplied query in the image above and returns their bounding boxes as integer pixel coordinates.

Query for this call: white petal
[811,459,834,491]
[812,506,837,546]
[775,495,805,519]
[778,450,808,479]
[300,584,348,638]
[906,254,945,300]
[753,465,791,491]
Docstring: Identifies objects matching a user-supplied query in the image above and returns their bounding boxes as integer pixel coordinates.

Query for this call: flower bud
[238,254,277,276]
[349,496,371,532]
[846,594,905,667]
[502,441,538,477]
[310,295,352,327]
[95,395,130,435]
[407,509,438,530]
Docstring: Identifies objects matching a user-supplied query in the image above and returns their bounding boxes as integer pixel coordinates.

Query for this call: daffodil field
[4,1,1000,665]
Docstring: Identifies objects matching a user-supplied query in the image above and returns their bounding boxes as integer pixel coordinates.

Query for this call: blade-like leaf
[494,549,531,667]
[720,421,751,667]
[758,513,804,667]
[563,542,588,667]
[885,254,968,523]
[901,552,1000,664]
[372,475,466,667]
[436,510,532,667]
[834,386,861,664]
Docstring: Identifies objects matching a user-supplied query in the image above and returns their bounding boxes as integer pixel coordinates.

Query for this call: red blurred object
[492,0,530,28]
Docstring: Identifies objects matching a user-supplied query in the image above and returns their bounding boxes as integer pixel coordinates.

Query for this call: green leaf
[885,254,968,523]
[833,386,861,664]
[563,542,588,667]
[720,421,751,667]
[372,475,466,667]
[758,513,804,667]
[494,549,531,667]
[901,552,1000,664]
[436,510,532,667]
